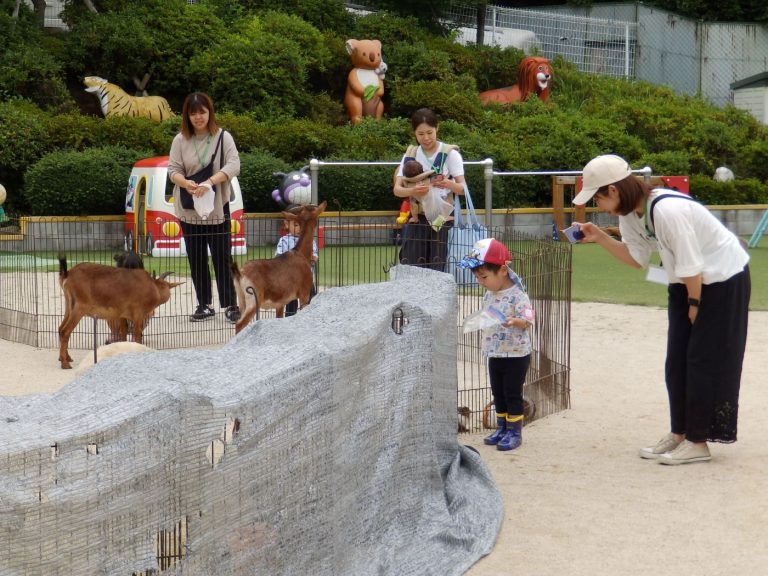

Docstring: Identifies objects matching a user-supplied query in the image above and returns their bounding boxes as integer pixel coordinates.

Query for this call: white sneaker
[658,440,711,465]
[639,433,682,459]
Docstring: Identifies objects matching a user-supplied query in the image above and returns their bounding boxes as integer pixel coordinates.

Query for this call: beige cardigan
[167,129,240,224]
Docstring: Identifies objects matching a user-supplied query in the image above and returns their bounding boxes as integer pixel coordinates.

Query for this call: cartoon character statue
[83,76,174,122]
[344,39,386,125]
[272,168,312,208]
[478,57,552,105]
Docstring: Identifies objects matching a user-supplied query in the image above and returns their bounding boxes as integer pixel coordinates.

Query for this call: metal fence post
[309,158,320,206]
[483,158,494,229]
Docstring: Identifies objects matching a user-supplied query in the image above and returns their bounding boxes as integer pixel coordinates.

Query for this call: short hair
[411,108,439,130]
[594,175,650,216]
[471,262,503,274]
[403,159,425,178]
[181,92,219,139]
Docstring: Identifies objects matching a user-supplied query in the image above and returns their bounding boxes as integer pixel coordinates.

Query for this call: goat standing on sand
[107,250,146,344]
[231,201,326,334]
[57,255,182,369]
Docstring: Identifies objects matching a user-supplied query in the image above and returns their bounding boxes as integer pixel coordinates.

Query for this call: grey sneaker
[658,440,711,465]
[639,433,682,459]
[190,305,215,322]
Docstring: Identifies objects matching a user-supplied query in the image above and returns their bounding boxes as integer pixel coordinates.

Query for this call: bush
[238,151,292,212]
[389,80,484,126]
[0,101,50,212]
[24,146,151,216]
[689,175,768,205]
[351,11,429,48]
[317,161,396,211]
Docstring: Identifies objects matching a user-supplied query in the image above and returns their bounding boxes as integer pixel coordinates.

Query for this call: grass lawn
[572,238,768,311]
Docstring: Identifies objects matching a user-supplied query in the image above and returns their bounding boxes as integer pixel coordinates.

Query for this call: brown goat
[57,255,182,369]
[231,201,326,334]
[108,250,146,343]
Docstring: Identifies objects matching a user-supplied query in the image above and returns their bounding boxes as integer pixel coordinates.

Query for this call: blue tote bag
[446,184,488,286]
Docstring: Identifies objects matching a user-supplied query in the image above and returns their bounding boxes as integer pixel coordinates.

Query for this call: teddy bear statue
[271,168,312,208]
[344,38,386,125]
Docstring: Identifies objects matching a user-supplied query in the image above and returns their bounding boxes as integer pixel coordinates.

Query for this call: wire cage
[0,213,571,432]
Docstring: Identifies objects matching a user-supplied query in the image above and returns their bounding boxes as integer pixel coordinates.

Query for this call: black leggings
[488,355,531,417]
[179,219,236,309]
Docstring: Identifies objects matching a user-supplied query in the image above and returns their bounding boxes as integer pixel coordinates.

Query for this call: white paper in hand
[194,184,216,220]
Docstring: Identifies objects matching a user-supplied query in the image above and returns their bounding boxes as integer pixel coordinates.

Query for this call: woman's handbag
[446,183,488,285]
[179,131,224,210]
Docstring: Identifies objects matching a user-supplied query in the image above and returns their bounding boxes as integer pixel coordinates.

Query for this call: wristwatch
[687,297,701,307]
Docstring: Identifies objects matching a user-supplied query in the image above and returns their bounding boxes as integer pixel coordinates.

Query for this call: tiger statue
[478,56,552,105]
[83,76,174,122]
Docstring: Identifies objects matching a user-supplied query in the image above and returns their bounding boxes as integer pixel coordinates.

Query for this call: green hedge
[238,151,293,213]
[689,175,768,205]
[24,146,151,216]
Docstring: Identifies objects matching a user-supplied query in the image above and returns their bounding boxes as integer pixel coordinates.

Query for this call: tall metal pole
[483,158,494,229]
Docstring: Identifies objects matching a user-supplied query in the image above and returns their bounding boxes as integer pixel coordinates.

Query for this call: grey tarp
[0,265,503,575]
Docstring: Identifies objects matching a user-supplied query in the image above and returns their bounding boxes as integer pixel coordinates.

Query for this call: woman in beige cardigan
[168,92,241,323]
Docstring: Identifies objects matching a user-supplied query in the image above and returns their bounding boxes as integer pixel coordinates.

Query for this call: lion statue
[478,57,552,105]
[83,76,173,122]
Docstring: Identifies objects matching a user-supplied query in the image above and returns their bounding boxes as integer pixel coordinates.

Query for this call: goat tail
[245,285,261,318]
[58,253,68,279]
[231,261,241,281]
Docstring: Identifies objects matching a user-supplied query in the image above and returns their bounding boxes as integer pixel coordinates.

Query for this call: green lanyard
[193,134,212,169]
[419,143,445,175]
[643,197,656,239]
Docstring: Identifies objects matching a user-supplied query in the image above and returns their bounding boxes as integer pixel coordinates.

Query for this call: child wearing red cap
[458,238,535,451]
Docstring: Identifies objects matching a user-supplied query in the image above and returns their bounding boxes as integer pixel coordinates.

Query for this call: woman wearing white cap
[573,154,750,465]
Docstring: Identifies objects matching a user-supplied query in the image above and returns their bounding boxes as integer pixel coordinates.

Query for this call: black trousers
[488,355,531,417]
[398,217,452,272]
[179,218,236,309]
[665,266,750,443]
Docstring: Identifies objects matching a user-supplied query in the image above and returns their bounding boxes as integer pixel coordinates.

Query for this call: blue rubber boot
[483,415,507,445]
[497,418,523,451]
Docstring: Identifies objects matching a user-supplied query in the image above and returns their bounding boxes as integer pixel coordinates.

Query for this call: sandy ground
[1,302,766,575]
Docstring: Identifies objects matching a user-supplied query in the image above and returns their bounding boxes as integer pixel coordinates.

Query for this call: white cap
[573,154,632,205]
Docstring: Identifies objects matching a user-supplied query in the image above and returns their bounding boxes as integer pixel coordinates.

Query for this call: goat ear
[167,281,184,288]
[317,200,327,213]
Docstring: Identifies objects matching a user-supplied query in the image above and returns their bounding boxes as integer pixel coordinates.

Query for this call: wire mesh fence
[442,1,768,109]
[446,3,636,78]
[0,213,571,432]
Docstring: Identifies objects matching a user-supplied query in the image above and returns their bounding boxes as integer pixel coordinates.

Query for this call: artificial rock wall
[0,266,502,575]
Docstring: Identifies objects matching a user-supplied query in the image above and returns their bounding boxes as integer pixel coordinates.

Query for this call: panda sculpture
[271,168,312,208]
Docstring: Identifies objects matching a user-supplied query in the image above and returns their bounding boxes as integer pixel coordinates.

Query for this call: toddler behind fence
[275,204,318,316]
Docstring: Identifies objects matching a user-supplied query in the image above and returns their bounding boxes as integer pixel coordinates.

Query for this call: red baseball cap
[458,238,512,268]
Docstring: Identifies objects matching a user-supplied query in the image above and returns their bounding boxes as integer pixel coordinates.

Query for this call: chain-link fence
[443,1,768,109]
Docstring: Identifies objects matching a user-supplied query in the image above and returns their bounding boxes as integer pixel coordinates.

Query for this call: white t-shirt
[397,143,464,181]
[619,189,749,284]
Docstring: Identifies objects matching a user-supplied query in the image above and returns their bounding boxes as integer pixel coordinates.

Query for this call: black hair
[410,108,439,130]
[471,262,503,273]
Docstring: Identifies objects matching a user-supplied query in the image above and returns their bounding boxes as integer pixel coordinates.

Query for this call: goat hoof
[61,363,72,370]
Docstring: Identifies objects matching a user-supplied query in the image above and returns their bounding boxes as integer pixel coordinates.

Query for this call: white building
[731,72,768,125]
